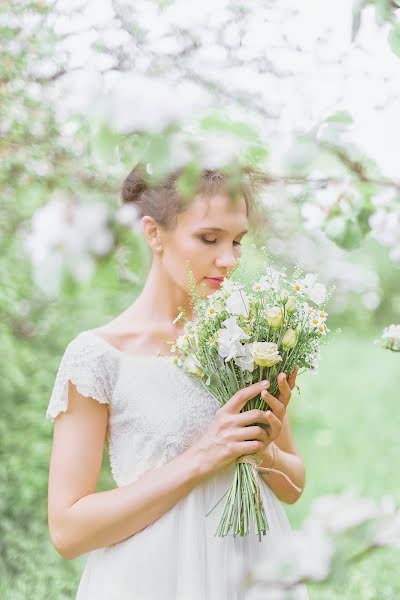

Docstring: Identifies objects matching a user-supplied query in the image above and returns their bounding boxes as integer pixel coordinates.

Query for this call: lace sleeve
[45,331,118,423]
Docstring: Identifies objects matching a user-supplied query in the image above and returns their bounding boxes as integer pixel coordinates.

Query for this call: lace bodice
[46,330,220,486]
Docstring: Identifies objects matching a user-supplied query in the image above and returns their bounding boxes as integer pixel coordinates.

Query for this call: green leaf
[352,0,363,42]
[199,113,258,141]
[175,161,201,201]
[324,216,363,249]
[325,111,354,125]
[374,0,395,25]
[242,144,269,166]
[388,23,400,57]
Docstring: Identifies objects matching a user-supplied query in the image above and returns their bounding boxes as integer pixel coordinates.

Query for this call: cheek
[168,236,207,266]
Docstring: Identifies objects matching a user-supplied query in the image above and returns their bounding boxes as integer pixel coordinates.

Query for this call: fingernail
[261,380,270,387]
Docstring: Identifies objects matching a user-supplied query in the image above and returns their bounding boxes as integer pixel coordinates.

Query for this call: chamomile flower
[317,324,330,335]
[293,280,304,294]
[317,310,328,321]
[171,356,183,367]
[206,305,221,319]
[207,336,217,347]
[252,281,268,292]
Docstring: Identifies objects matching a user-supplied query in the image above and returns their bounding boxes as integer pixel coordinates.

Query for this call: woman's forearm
[259,443,305,504]
[53,447,209,560]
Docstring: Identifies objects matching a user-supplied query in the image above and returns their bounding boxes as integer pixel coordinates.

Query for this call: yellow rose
[251,342,282,367]
[266,306,283,329]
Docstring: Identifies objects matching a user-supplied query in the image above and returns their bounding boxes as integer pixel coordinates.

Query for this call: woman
[46,164,308,599]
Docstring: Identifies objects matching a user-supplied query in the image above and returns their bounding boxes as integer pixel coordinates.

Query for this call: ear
[141,216,163,254]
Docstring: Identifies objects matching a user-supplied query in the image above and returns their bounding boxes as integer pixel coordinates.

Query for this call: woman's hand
[190,368,299,478]
[254,366,299,467]
[191,379,275,477]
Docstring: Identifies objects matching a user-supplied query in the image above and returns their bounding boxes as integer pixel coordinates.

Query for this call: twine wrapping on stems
[205,452,303,521]
[236,453,303,500]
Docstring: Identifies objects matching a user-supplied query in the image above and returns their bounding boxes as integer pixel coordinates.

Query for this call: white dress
[46,330,309,600]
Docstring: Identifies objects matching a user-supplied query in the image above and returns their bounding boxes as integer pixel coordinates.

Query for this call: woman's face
[159,192,249,297]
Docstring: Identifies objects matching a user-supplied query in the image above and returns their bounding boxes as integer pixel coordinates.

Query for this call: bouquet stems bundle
[170,259,333,539]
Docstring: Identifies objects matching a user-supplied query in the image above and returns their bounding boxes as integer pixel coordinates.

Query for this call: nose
[215,250,239,271]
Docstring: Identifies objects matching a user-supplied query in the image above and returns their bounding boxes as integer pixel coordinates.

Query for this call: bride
[46,164,308,599]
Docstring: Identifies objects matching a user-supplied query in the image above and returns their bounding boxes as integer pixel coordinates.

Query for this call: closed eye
[201,237,242,246]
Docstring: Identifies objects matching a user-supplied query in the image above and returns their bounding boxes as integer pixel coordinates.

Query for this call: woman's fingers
[236,424,270,444]
[261,388,286,419]
[264,410,282,440]
[287,366,299,391]
[276,372,293,406]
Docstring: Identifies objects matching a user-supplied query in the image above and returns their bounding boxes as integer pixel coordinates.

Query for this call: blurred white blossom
[369,191,400,263]
[378,323,400,352]
[23,194,114,296]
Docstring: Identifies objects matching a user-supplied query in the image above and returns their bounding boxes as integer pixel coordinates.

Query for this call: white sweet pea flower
[217,335,247,363]
[225,289,250,317]
[216,316,250,362]
[308,282,327,305]
[220,316,251,342]
[303,273,318,289]
[294,273,327,305]
[234,343,257,372]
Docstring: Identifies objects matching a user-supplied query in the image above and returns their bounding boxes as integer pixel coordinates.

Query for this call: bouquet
[169,259,333,539]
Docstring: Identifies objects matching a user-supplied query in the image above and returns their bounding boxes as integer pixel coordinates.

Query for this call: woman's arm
[48,382,209,561]
[258,413,306,504]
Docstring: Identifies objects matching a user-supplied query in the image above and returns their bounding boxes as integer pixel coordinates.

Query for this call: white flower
[23,195,114,295]
[234,343,257,372]
[304,492,381,535]
[380,323,400,352]
[225,289,250,317]
[205,304,222,319]
[260,267,284,290]
[217,336,247,363]
[220,278,244,294]
[308,282,327,305]
[183,356,203,376]
[305,350,320,371]
[249,527,335,586]
[251,341,282,367]
[216,316,250,362]
[294,273,327,305]
[303,273,318,289]
[293,280,305,295]
[176,334,191,350]
[170,356,183,367]
[252,280,268,292]
[371,497,400,548]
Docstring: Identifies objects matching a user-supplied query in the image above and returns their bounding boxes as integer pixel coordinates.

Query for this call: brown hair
[121,163,262,230]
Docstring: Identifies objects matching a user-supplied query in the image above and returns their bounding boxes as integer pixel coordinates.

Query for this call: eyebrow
[197,227,248,235]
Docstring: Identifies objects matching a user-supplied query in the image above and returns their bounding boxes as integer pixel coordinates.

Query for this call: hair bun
[121,163,150,204]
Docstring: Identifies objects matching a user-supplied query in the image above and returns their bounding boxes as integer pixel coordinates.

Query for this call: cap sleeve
[45,331,118,423]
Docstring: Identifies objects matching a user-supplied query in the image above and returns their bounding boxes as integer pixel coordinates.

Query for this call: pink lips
[205,277,224,287]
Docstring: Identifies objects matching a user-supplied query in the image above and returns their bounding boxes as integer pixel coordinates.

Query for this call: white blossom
[225,289,250,317]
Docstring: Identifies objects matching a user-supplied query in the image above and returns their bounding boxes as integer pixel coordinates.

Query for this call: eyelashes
[201,237,242,247]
